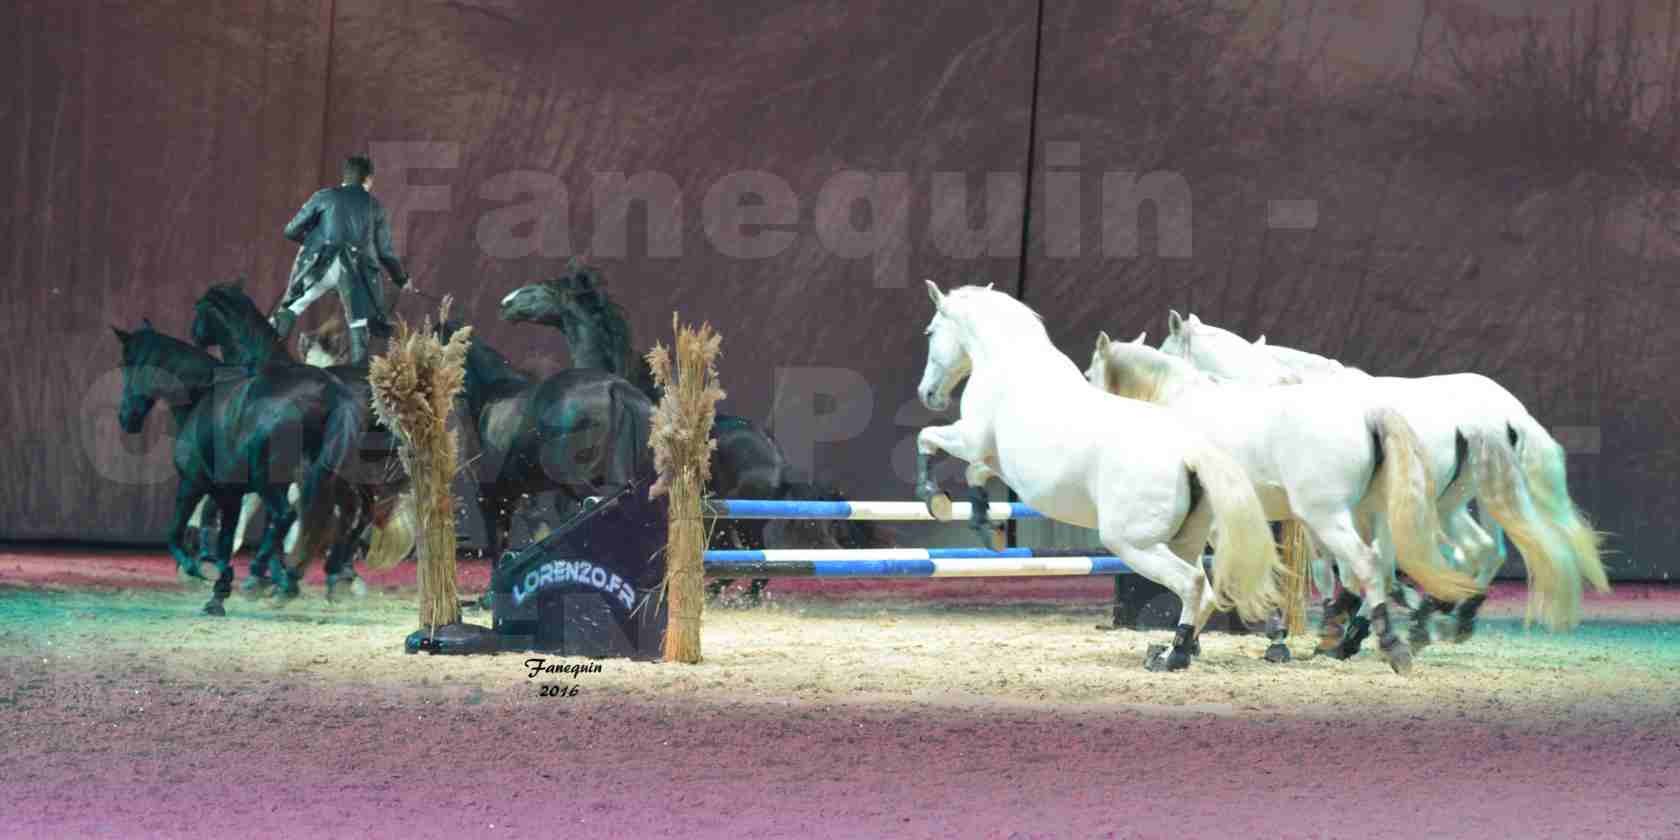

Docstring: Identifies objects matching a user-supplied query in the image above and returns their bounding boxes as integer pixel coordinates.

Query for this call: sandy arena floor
[1,549,1677,839]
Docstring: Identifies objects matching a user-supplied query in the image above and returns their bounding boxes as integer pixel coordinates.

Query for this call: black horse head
[111,318,217,434]
[191,282,283,368]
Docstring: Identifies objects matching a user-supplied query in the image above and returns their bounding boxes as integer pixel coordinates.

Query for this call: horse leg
[246,484,295,597]
[1121,544,1205,672]
[324,538,357,603]
[330,489,377,601]
[963,462,1007,551]
[282,482,302,555]
[231,492,264,564]
[1310,511,1411,674]
[1103,500,1208,672]
[203,493,242,616]
[915,422,990,521]
[190,497,218,573]
[169,482,213,581]
[1445,504,1499,643]
[242,491,284,596]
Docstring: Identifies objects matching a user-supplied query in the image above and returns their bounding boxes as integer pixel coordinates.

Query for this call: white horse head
[1158,310,1299,385]
[918,281,971,412]
[918,280,1049,411]
[1086,330,1211,404]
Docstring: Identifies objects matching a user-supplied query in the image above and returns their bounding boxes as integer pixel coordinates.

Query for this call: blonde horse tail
[1516,421,1610,595]
[364,491,417,571]
[1183,444,1283,623]
[1470,426,1586,630]
[1369,408,1481,603]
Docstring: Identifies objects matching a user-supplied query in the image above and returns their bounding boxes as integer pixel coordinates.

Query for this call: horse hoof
[1454,620,1476,644]
[269,588,299,608]
[1333,617,1372,660]
[1383,642,1414,676]
[924,492,953,521]
[240,577,274,598]
[350,578,368,599]
[1263,643,1292,664]
[1409,625,1433,652]
[202,600,225,617]
[1143,643,1192,672]
[974,525,1006,552]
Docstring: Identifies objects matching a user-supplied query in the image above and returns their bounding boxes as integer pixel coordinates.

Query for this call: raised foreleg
[914,421,993,521]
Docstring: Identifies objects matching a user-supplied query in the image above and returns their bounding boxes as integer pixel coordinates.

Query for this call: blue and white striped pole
[703,547,1130,578]
[704,499,1044,521]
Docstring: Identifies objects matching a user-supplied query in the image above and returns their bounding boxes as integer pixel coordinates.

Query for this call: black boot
[271,309,298,340]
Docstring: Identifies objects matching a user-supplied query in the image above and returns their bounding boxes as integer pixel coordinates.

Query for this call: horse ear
[141,317,154,330]
[1187,313,1202,326]
[1254,335,1267,346]
[1095,331,1111,351]
[1132,331,1147,345]
[112,326,131,342]
[985,282,995,291]
[924,279,945,309]
[1167,310,1184,335]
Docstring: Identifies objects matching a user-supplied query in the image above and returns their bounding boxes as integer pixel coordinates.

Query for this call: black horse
[441,321,656,570]
[190,283,407,598]
[111,320,362,614]
[500,263,892,600]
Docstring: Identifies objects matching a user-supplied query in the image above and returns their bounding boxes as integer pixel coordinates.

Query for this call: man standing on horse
[271,155,415,365]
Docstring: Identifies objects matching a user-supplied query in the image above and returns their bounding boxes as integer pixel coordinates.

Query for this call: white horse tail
[188,496,210,530]
[1514,421,1610,596]
[1182,444,1283,623]
[1468,426,1586,630]
[1368,407,1481,603]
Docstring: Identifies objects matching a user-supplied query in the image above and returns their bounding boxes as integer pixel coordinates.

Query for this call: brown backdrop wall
[3,1,1675,579]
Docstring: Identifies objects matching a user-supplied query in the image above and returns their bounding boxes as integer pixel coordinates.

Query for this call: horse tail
[287,392,363,575]
[1471,425,1593,630]
[1368,407,1481,603]
[1514,420,1610,596]
[1182,443,1283,623]
[363,491,416,571]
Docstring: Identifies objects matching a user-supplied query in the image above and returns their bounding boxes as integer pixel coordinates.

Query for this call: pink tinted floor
[1,549,1677,839]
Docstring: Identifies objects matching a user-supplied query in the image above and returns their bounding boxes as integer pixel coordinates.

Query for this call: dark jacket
[283,183,408,286]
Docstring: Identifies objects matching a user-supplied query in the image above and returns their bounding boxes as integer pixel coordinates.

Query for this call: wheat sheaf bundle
[367,297,472,629]
[646,313,724,664]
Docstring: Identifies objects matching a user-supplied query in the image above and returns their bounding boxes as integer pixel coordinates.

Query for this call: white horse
[913,282,1284,671]
[1158,311,1608,635]
[1085,332,1484,673]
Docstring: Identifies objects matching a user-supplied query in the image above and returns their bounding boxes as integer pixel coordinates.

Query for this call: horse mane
[551,270,661,398]
[200,283,285,361]
[444,319,533,388]
[123,325,223,392]
[1099,342,1203,404]
[942,285,1050,344]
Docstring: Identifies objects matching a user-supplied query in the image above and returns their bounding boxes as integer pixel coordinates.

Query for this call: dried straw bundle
[367,297,472,629]
[1279,520,1311,637]
[646,313,725,665]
